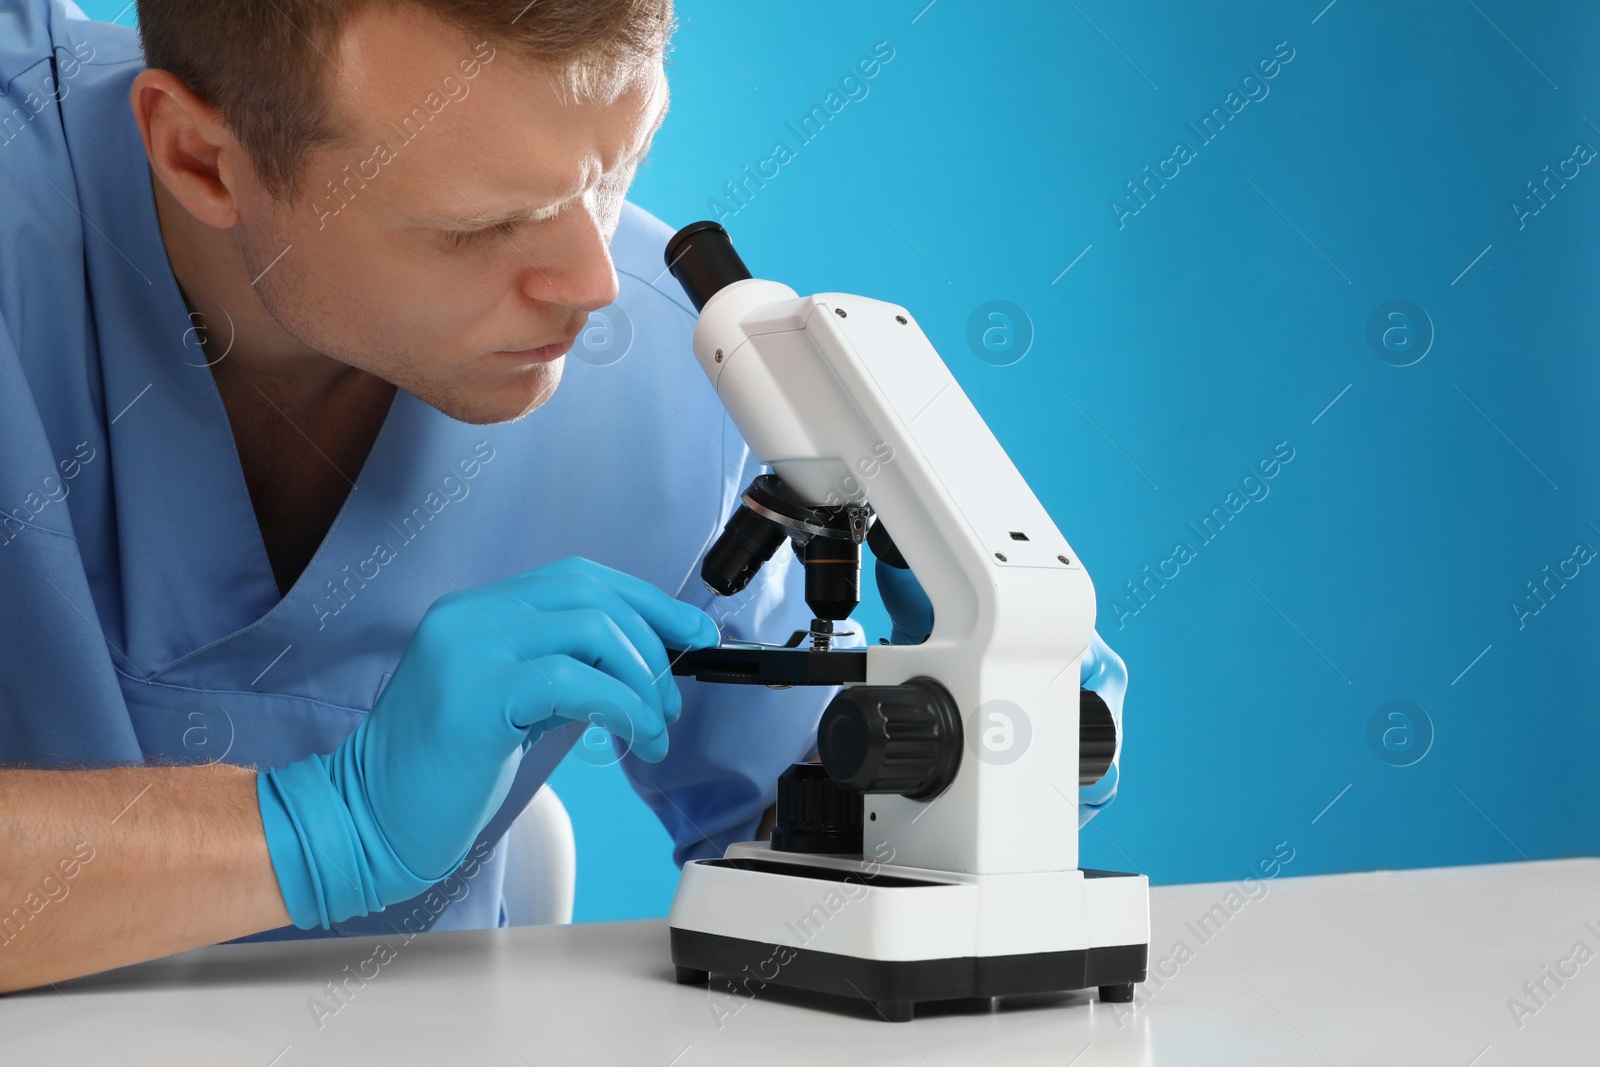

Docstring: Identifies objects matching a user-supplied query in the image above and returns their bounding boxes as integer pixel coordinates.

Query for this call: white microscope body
[662,223,1149,1022]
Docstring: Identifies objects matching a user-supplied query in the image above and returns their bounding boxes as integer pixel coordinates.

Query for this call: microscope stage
[666,643,867,686]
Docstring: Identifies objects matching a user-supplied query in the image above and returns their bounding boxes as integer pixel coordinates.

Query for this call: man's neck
[151,174,369,405]
[151,172,398,595]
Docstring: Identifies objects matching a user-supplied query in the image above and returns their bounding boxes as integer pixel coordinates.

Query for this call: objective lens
[802,536,861,623]
[702,504,790,597]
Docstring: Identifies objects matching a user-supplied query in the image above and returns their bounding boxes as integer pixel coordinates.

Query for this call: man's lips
[494,334,578,363]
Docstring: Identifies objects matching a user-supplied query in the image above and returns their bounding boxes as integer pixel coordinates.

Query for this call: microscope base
[667,844,1150,1022]
[671,928,1147,1022]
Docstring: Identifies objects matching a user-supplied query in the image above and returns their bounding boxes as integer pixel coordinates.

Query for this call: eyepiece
[665,221,753,312]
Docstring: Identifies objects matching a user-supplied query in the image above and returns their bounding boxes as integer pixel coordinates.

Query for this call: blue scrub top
[0,0,832,939]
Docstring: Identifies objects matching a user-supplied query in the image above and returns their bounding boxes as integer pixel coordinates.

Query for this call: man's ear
[130,68,245,229]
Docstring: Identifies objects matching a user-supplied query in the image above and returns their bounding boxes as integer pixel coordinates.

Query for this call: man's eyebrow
[426,205,552,230]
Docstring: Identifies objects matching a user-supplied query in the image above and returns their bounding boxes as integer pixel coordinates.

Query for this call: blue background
[79,0,1600,921]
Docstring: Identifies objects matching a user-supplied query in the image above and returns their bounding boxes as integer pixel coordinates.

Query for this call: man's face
[234,6,669,424]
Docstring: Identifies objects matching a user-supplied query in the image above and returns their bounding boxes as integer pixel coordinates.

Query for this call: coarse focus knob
[770,762,863,855]
[1080,688,1116,786]
[818,677,962,801]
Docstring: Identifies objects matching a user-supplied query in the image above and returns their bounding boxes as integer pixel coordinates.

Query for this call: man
[0,0,1126,993]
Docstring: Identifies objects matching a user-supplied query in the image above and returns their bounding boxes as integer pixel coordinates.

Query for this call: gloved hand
[1074,630,1127,828]
[256,556,719,930]
[873,556,1127,828]
[875,556,934,646]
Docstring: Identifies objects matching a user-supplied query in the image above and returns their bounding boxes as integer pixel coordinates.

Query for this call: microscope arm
[667,223,1096,876]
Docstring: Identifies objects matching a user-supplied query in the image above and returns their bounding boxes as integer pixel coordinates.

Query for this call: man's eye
[441,220,519,250]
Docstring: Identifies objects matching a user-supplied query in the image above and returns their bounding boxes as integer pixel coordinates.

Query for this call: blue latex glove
[874,557,1127,828]
[256,557,719,930]
[1074,630,1127,827]
[875,557,935,647]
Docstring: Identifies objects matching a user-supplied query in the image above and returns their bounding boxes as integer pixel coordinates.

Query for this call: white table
[3,858,1594,1065]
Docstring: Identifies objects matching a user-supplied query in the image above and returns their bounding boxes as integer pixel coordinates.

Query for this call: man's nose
[518,209,619,313]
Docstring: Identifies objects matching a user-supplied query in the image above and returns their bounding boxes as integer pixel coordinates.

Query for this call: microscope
[661,222,1149,1022]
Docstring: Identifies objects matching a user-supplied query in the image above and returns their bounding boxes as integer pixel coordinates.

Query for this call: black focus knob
[770,762,863,855]
[1080,688,1116,786]
[818,677,962,801]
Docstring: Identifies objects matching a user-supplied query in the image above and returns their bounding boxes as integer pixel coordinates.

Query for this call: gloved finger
[1078,763,1119,830]
[528,606,669,723]
[874,557,933,645]
[1080,630,1128,712]
[522,655,669,762]
[504,572,687,725]
[539,556,720,651]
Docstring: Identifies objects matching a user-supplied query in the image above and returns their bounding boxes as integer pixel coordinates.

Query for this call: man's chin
[409,358,565,425]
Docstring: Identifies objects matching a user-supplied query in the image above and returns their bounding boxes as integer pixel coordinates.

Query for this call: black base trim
[670,927,1147,1021]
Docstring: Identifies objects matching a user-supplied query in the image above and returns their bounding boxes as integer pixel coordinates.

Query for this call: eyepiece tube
[664,221,753,312]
